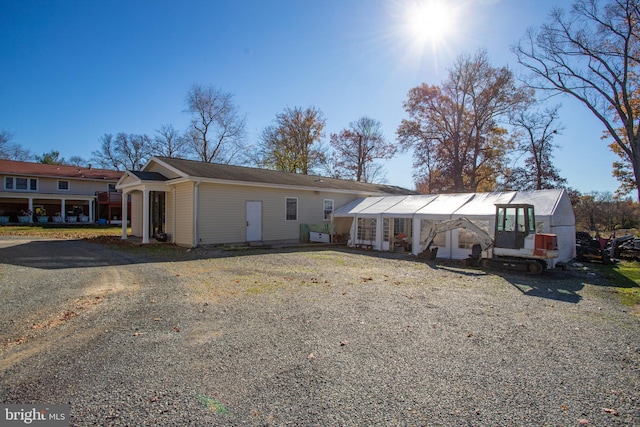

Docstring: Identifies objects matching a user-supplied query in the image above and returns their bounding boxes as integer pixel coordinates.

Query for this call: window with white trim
[323,199,334,221]
[58,180,70,191]
[285,197,298,221]
[4,177,37,191]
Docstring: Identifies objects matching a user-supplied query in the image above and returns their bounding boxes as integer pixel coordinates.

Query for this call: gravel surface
[1,237,639,426]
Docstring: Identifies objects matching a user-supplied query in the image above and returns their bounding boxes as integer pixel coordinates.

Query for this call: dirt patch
[29,296,104,331]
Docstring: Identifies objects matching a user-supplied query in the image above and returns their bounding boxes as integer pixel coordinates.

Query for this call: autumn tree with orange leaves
[397,50,531,194]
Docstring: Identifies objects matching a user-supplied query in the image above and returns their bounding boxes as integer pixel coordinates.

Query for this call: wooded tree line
[1,0,639,202]
[570,190,640,232]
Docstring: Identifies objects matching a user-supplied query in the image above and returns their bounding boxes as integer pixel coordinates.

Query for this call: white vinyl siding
[192,183,363,245]
[174,182,194,246]
[130,192,143,237]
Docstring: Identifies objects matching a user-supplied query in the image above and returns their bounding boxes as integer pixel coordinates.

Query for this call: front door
[246,201,262,242]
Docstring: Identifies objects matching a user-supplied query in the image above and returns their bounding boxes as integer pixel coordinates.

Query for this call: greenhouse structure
[332,189,576,268]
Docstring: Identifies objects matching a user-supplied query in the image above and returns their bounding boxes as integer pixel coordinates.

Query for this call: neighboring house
[115,156,416,246]
[333,189,576,268]
[0,159,125,224]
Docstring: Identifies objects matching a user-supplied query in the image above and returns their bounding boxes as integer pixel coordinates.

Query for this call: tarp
[414,193,475,217]
[452,192,517,217]
[332,197,384,216]
[383,195,438,216]
[358,195,409,216]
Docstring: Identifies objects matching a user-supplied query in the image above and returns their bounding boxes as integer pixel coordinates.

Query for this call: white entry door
[246,201,262,241]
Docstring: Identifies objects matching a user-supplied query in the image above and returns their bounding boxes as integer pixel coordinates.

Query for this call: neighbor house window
[323,199,334,221]
[58,180,70,191]
[4,177,37,191]
[285,197,298,221]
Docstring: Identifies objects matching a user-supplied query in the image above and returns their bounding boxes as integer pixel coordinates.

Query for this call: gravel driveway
[1,237,639,426]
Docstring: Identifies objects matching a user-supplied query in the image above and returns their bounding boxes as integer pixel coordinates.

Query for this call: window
[357,218,376,241]
[323,199,334,221]
[383,218,390,242]
[16,178,28,190]
[4,177,37,191]
[58,180,70,191]
[421,219,446,247]
[458,220,490,249]
[285,197,298,221]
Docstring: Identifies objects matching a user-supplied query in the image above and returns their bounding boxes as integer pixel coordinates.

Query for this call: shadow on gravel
[503,272,584,303]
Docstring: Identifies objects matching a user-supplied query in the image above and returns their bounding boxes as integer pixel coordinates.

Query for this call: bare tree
[0,129,31,161]
[154,124,189,158]
[506,105,567,190]
[329,116,396,183]
[259,106,326,174]
[91,133,154,170]
[67,156,89,167]
[514,0,640,199]
[185,84,246,164]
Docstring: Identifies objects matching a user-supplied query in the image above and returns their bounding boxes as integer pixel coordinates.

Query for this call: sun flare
[406,0,456,44]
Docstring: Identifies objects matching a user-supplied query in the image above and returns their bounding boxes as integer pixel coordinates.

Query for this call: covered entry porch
[117,172,170,244]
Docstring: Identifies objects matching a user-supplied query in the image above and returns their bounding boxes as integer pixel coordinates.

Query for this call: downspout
[193,180,200,248]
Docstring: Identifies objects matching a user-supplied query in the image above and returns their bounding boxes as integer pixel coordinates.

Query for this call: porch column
[61,199,66,221]
[142,189,150,244]
[121,190,128,240]
[28,198,33,223]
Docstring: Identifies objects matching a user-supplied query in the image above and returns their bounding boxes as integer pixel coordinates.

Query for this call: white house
[115,156,415,246]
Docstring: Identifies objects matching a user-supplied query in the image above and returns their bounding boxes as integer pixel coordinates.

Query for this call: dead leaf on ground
[602,408,619,416]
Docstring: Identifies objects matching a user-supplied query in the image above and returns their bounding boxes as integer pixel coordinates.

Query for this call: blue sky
[0,0,619,195]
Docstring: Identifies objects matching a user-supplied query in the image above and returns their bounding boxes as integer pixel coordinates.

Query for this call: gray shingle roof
[153,156,416,195]
[130,171,169,181]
